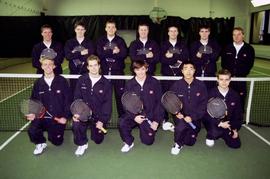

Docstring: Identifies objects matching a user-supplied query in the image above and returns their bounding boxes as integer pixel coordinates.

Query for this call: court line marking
[251,69,270,77]
[243,125,270,146]
[0,121,30,151]
[0,66,69,151]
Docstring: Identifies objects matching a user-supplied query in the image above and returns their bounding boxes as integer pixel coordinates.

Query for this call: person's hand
[150,121,159,131]
[231,129,238,139]
[165,51,173,58]
[96,121,104,130]
[72,114,80,122]
[81,49,88,55]
[196,52,202,58]
[218,121,231,129]
[25,114,35,121]
[113,46,120,54]
[54,117,67,124]
[146,51,153,58]
[134,115,146,124]
[176,112,184,119]
[183,116,192,123]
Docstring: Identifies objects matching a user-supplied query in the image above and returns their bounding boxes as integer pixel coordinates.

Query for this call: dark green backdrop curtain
[0,15,234,57]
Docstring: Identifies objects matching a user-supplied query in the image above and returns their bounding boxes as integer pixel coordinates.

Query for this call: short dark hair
[199,25,211,31]
[217,69,232,78]
[180,61,195,70]
[74,21,86,29]
[106,19,116,26]
[40,24,52,33]
[131,60,149,72]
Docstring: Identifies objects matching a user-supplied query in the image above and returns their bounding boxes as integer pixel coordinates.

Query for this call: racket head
[207,97,227,120]
[161,91,183,115]
[121,91,143,115]
[198,45,213,54]
[70,99,92,122]
[73,45,86,52]
[168,47,181,54]
[40,48,57,59]
[20,99,46,118]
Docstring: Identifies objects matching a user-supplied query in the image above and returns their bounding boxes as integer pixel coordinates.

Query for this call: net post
[245,79,255,125]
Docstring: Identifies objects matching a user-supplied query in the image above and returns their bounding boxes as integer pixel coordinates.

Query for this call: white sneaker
[206,139,215,147]
[121,142,134,153]
[33,143,47,155]
[171,143,183,155]
[75,143,88,156]
[162,121,175,132]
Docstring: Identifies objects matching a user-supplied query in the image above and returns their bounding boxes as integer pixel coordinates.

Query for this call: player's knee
[141,137,154,145]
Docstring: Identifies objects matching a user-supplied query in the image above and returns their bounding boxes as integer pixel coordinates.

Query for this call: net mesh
[0,74,269,131]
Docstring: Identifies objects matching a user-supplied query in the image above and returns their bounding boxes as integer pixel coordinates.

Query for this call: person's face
[199,28,210,40]
[217,74,231,89]
[138,25,149,39]
[233,30,244,44]
[87,60,100,75]
[41,28,53,41]
[168,27,178,40]
[181,64,195,79]
[75,25,86,38]
[105,23,117,36]
[134,66,147,79]
[41,59,55,75]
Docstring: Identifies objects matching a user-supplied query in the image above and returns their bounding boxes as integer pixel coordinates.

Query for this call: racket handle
[188,122,196,130]
[100,127,107,134]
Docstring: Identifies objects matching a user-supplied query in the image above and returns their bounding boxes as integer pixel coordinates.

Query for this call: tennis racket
[121,91,153,135]
[168,47,182,54]
[103,42,117,50]
[161,91,197,129]
[20,99,53,119]
[72,45,86,53]
[137,47,151,55]
[40,48,57,59]
[70,99,107,133]
[207,97,233,135]
[198,44,213,54]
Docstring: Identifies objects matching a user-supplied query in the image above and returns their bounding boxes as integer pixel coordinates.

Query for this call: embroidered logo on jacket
[56,90,61,93]
[99,90,103,93]
[196,92,201,96]
[149,90,154,94]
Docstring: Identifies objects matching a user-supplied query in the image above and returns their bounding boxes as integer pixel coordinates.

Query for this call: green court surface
[0,129,269,179]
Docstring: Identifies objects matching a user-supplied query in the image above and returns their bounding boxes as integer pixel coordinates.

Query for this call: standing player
[190,25,221,89]
[129,23,159,75]
[64,21,95,94]
[72,55,112,156]
[119,60,163,152]
[32,24,64,74]
[160,25,189,128]
[26,57,71,155]
[96,20,128,117]
[170,61,207,155]
[221,27,255,111]
[204,69,242,148]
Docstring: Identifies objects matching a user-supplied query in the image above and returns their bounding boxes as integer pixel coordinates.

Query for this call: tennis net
[0,73,269,131]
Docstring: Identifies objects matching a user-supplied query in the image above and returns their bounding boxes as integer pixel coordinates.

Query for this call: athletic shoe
[121,142,134,153]
[33,143,47,155]
[171,143,183,155]
[162,121,175,132]
[75,143,88,156]
[206,139,215,147]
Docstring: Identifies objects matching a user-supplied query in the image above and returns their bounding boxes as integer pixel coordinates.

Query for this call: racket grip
[188,122,196,129]
[100,127,107,134]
